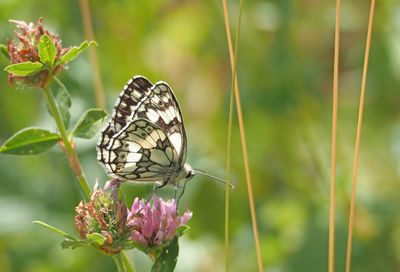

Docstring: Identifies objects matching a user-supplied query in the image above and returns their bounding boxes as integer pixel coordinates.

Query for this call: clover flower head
[6,17,71,87]
[127,194,192,249]
[74,181,131,255]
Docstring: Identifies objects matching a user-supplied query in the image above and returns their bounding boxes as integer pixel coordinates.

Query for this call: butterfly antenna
[193,169,235,189]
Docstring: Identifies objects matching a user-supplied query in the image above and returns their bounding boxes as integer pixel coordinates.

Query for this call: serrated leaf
[151,237,179,272]
[38,34,56,66]
[61,239,86,249]
[0,44,9,59]
[0,128,59,155]
[56,40,97,65]
[52,78,72,128]
[72,109,108,139]
[4,62,43,76]
[87,232,106,245]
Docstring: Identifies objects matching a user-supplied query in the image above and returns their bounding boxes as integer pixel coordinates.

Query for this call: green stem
[42,86,92,199]
[122,251,135,272]
[113,254,126,272]
[43,87,74,155]
[76,174,93,200]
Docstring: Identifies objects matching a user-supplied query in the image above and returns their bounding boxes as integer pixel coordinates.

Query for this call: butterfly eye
[185,172,192,179]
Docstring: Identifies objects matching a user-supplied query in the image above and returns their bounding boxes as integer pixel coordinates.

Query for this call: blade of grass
[221,0,263,271]
[345,1,376,271]
[225,72,234,271]
[223,0,243,269]
[329,0,341,271]
[78,0,106,110]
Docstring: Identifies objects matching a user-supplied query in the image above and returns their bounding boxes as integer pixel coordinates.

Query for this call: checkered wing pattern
[97,76,187,183]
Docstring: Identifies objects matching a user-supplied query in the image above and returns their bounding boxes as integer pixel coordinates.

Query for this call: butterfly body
[97,76,194,187]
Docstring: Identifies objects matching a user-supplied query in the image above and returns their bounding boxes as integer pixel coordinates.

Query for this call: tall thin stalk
[345,1,376,271]
[77,2,136,270]
[221,0,263,271]
[78,0,106,110]
[225,73,234,271]
[329,0,341,271]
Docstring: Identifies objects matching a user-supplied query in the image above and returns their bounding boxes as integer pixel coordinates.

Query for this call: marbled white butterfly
[97,75,233,190]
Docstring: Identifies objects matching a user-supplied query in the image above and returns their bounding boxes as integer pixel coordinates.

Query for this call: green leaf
[0,128,59,155]
[176,225,190,237]
[52,78,72,129]
[38,34,56,66]
[33,221,76,240]
[61,239,86,249]
[56,40,98,65]
[87,232,106,245]
[4,62,43,76]
[0,44,9,59]
[72,109,108,139]
[151,237,179,272]
[33,221,86,250]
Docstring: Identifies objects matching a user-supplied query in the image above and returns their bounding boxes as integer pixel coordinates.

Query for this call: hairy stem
[42,86,92,199]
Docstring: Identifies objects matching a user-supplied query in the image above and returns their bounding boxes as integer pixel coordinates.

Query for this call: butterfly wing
[136,82,187,165]
[97,76,153,164]
[97,76,188,183]
[101,118,180,182]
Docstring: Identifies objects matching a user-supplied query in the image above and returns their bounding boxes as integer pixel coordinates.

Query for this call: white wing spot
[124,142,141,152]
[126,153,142,162]
[132,90,141,98]
[108,151,117,162]
[169,133,182,154]
[147,108,160,123]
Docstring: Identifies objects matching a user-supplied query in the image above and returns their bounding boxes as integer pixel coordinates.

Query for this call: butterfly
[97,75,233,190]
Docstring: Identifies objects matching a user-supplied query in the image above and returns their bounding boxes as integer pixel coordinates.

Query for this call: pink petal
[130,230,148,246]
[154,230,164,246]
[180,211,193,226]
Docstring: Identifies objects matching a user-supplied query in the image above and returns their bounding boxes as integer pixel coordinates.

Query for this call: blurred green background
[1,0,400,271]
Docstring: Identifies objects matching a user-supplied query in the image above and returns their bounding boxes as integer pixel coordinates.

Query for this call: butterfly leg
[175,181,188,212]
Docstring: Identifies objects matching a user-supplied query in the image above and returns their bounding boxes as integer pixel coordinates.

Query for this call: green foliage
[1,1,400,272]
[0,128,59,155]
[0,44,8,58]
[87,233,106,246]
[38,34,56,66]
[33,220,74,239]
[61,239,86,249]
[56,40,98,66]
[72,109,108,139]
[175,225,190,237]
[34,221,87,250]
[151,237,179,272]
[4,62,43,76]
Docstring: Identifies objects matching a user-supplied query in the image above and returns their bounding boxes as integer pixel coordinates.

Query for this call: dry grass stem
[345,0,376,271]
[329,0,341,271]
[78,0,106,110]
[221,0,263,271]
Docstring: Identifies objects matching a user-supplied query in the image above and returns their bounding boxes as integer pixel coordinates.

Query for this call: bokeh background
[1,0,400,271]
